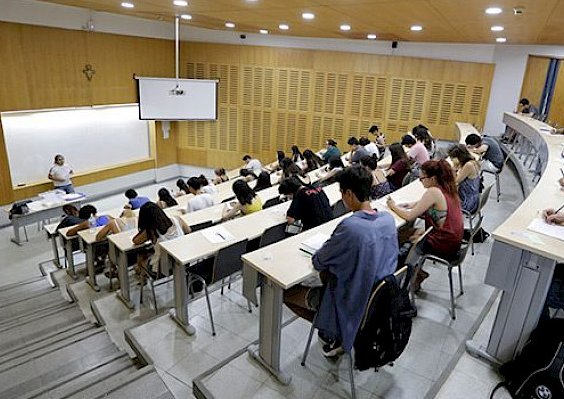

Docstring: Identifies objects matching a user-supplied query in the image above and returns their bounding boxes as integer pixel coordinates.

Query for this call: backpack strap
[489,382,509,399]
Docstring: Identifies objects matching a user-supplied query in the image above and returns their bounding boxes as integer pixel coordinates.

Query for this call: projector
[169,87,185,96]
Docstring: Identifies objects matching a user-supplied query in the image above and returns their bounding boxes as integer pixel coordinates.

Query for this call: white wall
[2,0,564,137]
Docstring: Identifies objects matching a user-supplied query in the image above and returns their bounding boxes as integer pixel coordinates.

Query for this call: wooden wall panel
[548,64,564,127]
[0,22,175,205]
[177,42,493,169]
[520,56,551,108]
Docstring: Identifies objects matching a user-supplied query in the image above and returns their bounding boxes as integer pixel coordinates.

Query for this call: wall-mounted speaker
[392,41,398,49]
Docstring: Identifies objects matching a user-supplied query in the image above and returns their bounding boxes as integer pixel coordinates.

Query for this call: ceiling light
[340,24,351,31]
[491,25,504,31]
[367,33,377,40]
[121,2,134,8]
[180,14,192,20]
[279,23,289,30]
[225,22,235,28]
[302,12,315,20]
[485,7,502,14]
[496,37,507,43]
[410,25,423,31]
[259,29,269,34]
[173,0,188,6]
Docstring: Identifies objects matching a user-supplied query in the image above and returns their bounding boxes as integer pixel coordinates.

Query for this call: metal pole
[175,15,180,87]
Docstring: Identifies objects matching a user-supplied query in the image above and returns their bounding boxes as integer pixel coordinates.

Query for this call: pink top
[408,142,430,166]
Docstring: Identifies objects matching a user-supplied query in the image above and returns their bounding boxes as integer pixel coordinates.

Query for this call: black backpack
[491,318,564,399]
[353,272,416,371]
[8,200,31,220]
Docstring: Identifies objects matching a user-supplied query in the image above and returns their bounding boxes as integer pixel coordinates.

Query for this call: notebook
[299,233,330,256]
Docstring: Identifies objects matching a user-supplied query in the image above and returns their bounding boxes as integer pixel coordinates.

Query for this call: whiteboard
[1,104,150,187]
[137,77,217,120]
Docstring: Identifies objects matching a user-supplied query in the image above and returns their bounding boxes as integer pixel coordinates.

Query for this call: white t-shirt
[363,142,380,158]
[186,193,215,213]
[150,216,184,272]
[201,184,218,195]
[49,164,73,187]
[246,159,262,173]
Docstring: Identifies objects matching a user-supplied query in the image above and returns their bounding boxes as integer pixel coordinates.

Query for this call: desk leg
[10,220,23,246]
[115,246,134,310]
[64,239,77,280]
[247,279,291,385]
[50,234,61,268]
[169,258,196,335]
[85,243,100,292]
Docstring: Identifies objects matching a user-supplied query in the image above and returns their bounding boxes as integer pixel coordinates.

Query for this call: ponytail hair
[420,160,459,201]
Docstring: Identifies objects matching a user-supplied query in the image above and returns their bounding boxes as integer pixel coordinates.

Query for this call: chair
[190,220,213,232]
[480,148,509,202]
[300,267,409,399]
[259,222,287,248]
[417,241,470,320]
[332,200,347,218]
[262,196,281,209]
[462,184,493,255]
[186,239,249,336]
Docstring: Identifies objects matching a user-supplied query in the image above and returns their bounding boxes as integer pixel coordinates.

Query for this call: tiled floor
[0,167,527,398]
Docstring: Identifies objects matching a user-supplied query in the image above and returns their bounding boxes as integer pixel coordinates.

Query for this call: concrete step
[0,321,97,371]
[0,279,56,308]
[0,328,120,398]
[0,302,81,337]
[22,352,135,399]
[0,289,67,323]
[70,366,174,399]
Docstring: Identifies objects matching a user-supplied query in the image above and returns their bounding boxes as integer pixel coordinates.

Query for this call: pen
[217,232,226,240]
[299,248,313,256]
[560,168,564,178]
[555,203,564,214]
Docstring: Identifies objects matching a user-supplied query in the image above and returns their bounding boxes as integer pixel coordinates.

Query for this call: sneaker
[322,341,344,358]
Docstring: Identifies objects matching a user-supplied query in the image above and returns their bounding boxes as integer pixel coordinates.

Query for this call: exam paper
[202,225,235,244]
[300,233,330,255]
[527,218,564,241]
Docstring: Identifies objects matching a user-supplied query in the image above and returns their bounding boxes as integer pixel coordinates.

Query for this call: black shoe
[322,340,344,358]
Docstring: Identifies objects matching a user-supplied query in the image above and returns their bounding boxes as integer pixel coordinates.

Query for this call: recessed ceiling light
[302,12,315,20]
[496,37,507,43]
[279,23,289,30]
[121,2,134,8]
[340,24,351,31]
[410,25,423,31]
[173,0,188,6]
[259,29,269,34]
[491,25,504,31]
[180,14,192,20]
[485,7,502,14]
[367,33,377,40]
[225,22,235,28]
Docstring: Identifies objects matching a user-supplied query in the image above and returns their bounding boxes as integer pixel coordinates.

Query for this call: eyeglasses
[419,176,429,181]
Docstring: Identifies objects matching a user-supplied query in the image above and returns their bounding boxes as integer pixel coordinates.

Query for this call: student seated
[517,97,539,116]
[222,180,263,220]
[386,160,464,291]
[303,149,325,172]
[359,155,386,194]
[283,166,398,356]
[242,154,263,174]
[156,188,178,209]
[413,125,435,157]
[540,203,564,319]
[465,133,504,174]
[448,145,480,214]
[347,137,370,164]
[176,179,190,197]
[359,136,380,158]
[370,143,410,198]
[186,177,215,213]
[291,145,304,163]
[124,189,150,210]
[56,204,83,229]
[239,168,257,182]
[279,157,310,183]
[132,202,190,279]
[278,176,333,231]
[198,175,218,195]
[402,132,429,167]
[317,157,344,186]
[212,168,229,185]
[67,205,111,236]
[253,171,272,192]
[369,125,386,154]
[321,139,341,163]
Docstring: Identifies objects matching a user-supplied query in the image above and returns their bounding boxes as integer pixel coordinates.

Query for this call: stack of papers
[62,193,83,201]
[202,225,235,244]
[299,233,330,255]
[527,218,564,241]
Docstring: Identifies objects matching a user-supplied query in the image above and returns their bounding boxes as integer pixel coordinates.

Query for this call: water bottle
[88,215,96,233]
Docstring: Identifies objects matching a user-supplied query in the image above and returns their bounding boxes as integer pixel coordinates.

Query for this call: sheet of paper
[300,233,330,255]
[526,218,564,241]
[62,193,83,201]
[201,225,235,244]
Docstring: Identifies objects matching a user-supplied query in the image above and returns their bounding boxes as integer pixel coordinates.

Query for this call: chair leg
[468,217,475,256]
[247,300,252,313]
[448,267,456,320]
[202,281,216,336]
[220,278,224,295]
[458,264,464,295]
[301,319,317,366]
[495,173,500,202]
[150,280,158,315]
[348,353,357,399]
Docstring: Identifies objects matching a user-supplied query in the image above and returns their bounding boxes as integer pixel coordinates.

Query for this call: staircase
[0,276,173,399]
